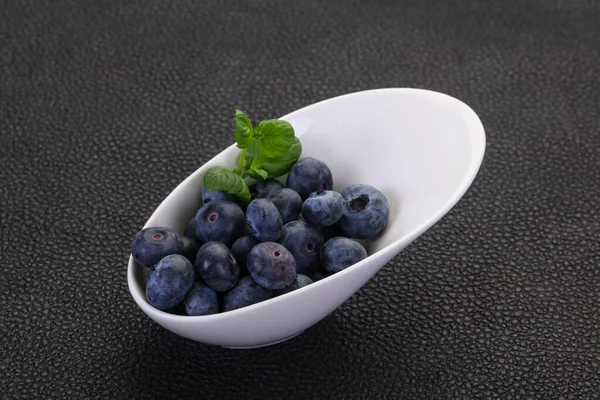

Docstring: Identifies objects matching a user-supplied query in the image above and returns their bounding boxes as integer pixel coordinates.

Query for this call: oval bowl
[127,88,486,348]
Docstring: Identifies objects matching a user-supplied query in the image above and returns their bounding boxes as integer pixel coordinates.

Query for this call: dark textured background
[1,0,599,398]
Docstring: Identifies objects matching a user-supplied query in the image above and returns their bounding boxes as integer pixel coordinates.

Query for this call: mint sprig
[203,166,252,204]
[253,119,295,158]
[203,110,302,204]
[234,110,254,149]
[243,136,302,181]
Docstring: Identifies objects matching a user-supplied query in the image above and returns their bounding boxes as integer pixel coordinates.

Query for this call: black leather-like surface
[2,0,600,398]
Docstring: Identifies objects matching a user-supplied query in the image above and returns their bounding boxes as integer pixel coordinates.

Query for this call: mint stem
[234,149,247,175]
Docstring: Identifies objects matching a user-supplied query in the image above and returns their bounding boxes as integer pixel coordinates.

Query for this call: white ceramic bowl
[127,88,486,348]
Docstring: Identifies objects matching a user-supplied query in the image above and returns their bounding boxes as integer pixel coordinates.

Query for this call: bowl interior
[130,88,485,312]
[283,88,485,253]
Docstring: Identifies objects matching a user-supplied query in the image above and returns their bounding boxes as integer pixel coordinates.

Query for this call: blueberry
[286,157,333,200]
[202,187,235,204]
[222,276,273,312]
[195,200,245,246]
[131,227,185,268]
[278,220,323,274]
[276,274,313,295]
[249,178,284,199]
[320,237,368,274]
[301,190,343,226]
[194,242,240,292]
[247,242,296,290]
[269,188,302,224]
[185,217,202,244]
[231,235,258,275]
[181,236,199,263]
[146,254,195,310]
[338,184,390,239]
[246,198,283,242]
[184,281,219,316]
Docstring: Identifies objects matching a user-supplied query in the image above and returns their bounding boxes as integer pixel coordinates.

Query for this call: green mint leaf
[247,154,269,181]
[242,141,259,170]
[250,167,269,181]
[253,119,295,158]
[260,136,302,178]
[243,137,302,179]
[250,153,264,170]
[234,110,255,149]
[203,166,251,204]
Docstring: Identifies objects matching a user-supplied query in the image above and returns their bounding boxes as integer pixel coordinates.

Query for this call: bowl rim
[127,87,486,322]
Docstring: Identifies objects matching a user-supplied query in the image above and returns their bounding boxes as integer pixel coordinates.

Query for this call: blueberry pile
[131,157,390,315]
